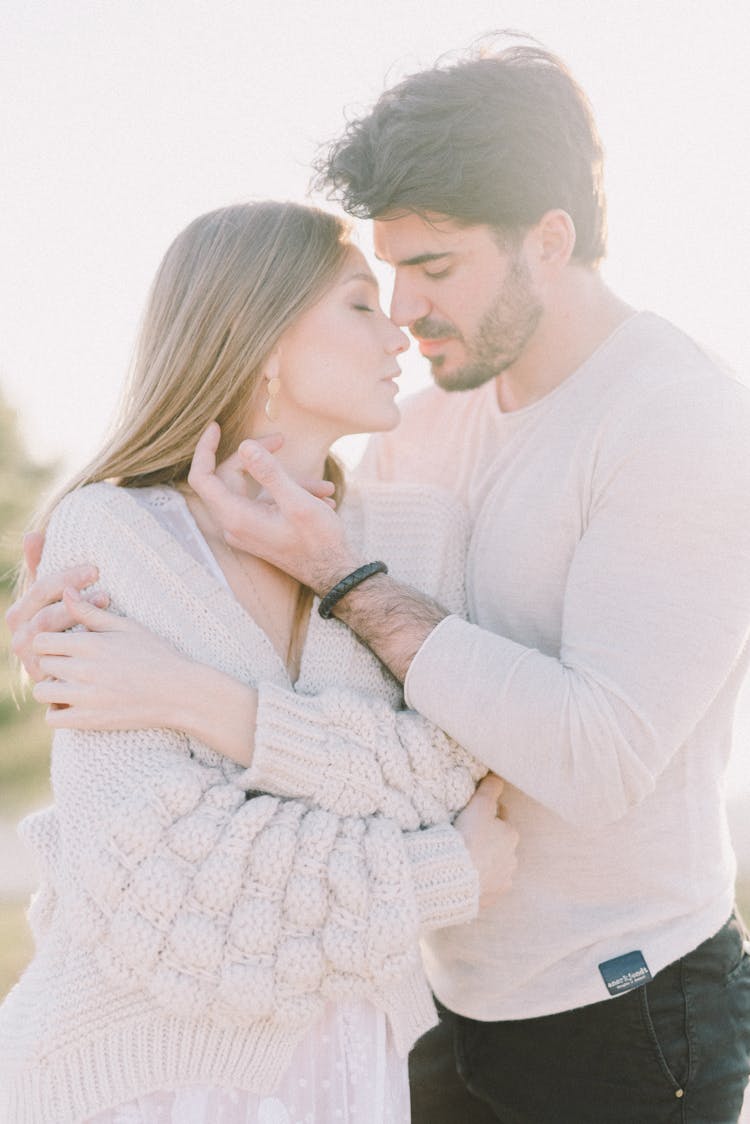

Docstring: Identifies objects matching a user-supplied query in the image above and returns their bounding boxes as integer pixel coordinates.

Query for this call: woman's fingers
[474,772,505,813]
[12,604,75,657]
[32,678,82,706]
[22,532,44,582]
[44,706,99,729]
[31,598,130,658]
[5,564,99,633]
[36,655,79,679]
[32,629,95,656]
[61,588,127,631]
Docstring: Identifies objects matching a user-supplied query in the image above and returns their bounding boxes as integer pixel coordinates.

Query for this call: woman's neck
[252,426,332,490]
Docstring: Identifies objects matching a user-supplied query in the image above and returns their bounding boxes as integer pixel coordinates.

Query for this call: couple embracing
[3,38,750,1124]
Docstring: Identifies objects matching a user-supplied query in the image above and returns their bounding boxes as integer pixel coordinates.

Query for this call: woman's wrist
[175,660,258,767]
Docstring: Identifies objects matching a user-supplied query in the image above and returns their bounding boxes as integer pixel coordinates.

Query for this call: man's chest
[466,440,593,655]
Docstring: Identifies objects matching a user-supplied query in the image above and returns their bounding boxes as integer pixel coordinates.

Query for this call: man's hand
[454,774,519,908]
[188,423,359,593]
[5,533,109,683]
[189,423,448,684]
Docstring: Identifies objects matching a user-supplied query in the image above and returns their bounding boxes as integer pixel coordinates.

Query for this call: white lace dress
[87,487,411,1124]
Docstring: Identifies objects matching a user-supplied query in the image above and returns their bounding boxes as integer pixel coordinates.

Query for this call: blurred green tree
[0,383,58,997]
[0,382,57,810]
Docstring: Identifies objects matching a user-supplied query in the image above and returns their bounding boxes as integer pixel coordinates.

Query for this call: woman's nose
[386,322,410,355]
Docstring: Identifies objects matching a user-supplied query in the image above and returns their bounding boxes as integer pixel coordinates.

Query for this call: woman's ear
[262,348,282,383]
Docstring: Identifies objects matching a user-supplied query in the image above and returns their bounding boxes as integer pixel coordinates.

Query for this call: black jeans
[410,914,750,1123]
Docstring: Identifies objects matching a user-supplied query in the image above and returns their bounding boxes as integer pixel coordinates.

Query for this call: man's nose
[389,276,430,327]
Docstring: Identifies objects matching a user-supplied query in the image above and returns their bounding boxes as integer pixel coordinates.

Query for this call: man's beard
[418,256,543,393]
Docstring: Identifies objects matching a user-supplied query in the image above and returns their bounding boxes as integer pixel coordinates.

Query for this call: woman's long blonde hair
[36,200,350,536]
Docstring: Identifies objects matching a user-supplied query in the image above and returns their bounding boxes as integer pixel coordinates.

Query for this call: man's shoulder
[590,315,750,492]
[616,313,745,396]
[591,312,750,438]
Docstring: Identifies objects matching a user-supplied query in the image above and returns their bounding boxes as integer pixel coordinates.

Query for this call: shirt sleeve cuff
[404,615,469,714]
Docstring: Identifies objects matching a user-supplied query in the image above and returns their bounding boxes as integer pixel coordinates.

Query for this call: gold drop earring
[264,375,281,422]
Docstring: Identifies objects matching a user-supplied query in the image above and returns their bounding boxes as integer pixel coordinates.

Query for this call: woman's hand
[31,590,195,731]
[454,774,519,909]
[5,532,109,683]
[31,589,258,765]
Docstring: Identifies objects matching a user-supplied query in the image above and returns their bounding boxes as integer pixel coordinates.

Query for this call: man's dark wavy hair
[314,37,607,266]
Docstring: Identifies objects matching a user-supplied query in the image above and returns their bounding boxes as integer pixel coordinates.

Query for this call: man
[10,41,750,1122]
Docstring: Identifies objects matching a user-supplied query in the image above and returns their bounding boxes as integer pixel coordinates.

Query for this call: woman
[0,202,516,1123]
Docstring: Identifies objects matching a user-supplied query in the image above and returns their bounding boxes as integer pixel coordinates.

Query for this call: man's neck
[495,271,634,413]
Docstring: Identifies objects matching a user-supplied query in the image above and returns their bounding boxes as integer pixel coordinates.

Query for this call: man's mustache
[411,317,461,340]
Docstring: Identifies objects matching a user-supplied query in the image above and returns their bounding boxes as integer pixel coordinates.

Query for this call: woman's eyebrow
[342,270,379,286]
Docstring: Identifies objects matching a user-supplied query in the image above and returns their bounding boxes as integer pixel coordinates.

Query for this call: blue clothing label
[598,950,652,996]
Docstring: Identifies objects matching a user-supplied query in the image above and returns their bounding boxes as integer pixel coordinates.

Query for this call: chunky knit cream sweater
[0,481,483,1124]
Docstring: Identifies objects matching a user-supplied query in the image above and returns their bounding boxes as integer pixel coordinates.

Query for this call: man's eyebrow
[376,251,455,268]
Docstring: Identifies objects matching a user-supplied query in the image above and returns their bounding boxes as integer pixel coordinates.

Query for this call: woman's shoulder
[48,480,134,524]
[42,482,142,574]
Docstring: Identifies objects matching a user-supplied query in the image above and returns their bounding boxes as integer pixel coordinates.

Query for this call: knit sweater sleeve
[245,684,487,830]
[244,485,487,829]
[39,486,478,1028]
[52,737,476,1029]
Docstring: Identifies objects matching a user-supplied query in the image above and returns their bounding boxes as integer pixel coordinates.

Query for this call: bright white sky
[2,0,750,787]
[2,0,749,467]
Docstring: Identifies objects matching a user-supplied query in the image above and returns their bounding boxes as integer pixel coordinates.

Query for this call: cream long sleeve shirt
[0,481,482,1124]
[361,312,750,1019]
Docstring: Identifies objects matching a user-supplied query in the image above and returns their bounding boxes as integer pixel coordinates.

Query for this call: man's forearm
[328,572,448,683]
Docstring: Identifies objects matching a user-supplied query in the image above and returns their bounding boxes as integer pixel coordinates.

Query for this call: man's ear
[531,209,577,274]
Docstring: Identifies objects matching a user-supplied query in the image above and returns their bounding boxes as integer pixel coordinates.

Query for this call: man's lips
[416,337,453,357]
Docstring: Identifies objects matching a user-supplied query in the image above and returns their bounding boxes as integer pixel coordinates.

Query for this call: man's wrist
[326,571,447,683]
[318,561,388,619]
[308,550,366,598]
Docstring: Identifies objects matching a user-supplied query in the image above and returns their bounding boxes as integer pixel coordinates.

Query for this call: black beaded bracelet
[318,561,389,619]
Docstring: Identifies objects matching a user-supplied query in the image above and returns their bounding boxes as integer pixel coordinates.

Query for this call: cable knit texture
[0,481,480,1124]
